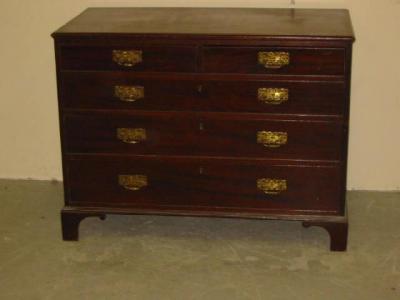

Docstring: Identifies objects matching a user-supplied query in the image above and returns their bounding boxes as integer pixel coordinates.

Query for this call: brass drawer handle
[258,88,289,104]
[257,178,287,195]
[115,86,144,102]
[257,131,288,148]
[118,175,148,191]
[112,50,143,67]
[117,128,146,144]
[258,51,290,69]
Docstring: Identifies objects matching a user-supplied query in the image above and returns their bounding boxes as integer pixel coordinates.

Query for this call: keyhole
[199,122,204,131]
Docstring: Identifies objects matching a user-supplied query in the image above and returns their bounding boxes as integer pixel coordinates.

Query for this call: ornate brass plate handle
[117,128,146,144]
[257,178,287,195]
[118,175,148,191]
[112,50,143,67]
[114,86,144,102]
[258,88,289,104]
[258,51,290,69]
[257,131,288,148]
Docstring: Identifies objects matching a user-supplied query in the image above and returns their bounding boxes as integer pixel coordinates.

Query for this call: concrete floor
[0,180,399,300]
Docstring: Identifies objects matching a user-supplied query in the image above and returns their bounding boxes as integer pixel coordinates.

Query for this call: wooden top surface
[53,7,354,39]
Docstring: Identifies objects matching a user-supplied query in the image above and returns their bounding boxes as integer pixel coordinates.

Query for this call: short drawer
[202,47,345,75]
[65,155,343,215]
[58,46,197,72]
[63,112,344,161]
[60,71,345,115]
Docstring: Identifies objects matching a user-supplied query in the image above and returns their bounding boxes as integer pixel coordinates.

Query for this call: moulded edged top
[52,7,355,40]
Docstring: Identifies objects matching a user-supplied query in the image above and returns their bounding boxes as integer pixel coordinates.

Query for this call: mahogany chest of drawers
[52,8,355,251]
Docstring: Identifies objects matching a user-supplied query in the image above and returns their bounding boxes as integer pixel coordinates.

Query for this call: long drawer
[60,71,346,115]
[202,47,345,75]
[63,112,344,160]
[65,155,342,215]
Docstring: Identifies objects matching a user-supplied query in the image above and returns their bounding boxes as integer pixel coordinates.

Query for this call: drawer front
[65,156,342,215]
[63,112,343,160]
[59,46,197,72]
[202,47,345,75]
[60,72,345,115]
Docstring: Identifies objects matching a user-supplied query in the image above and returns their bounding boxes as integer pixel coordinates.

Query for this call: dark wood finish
[65,155,342,215]
[52,8,354,38]
[303,218,348,251]
[62,205,347,222]
[61,209,106,241]
[63,111,344,160]
[59,46,197,71]
[52,8,354,251]
[60,71,346,115]
[202,47,345,75]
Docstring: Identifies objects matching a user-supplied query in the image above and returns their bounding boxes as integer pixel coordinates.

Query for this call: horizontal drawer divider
[65,153,343,167]
[63,109,346,121]
[62,109,346,122]
[59,70,346,82]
